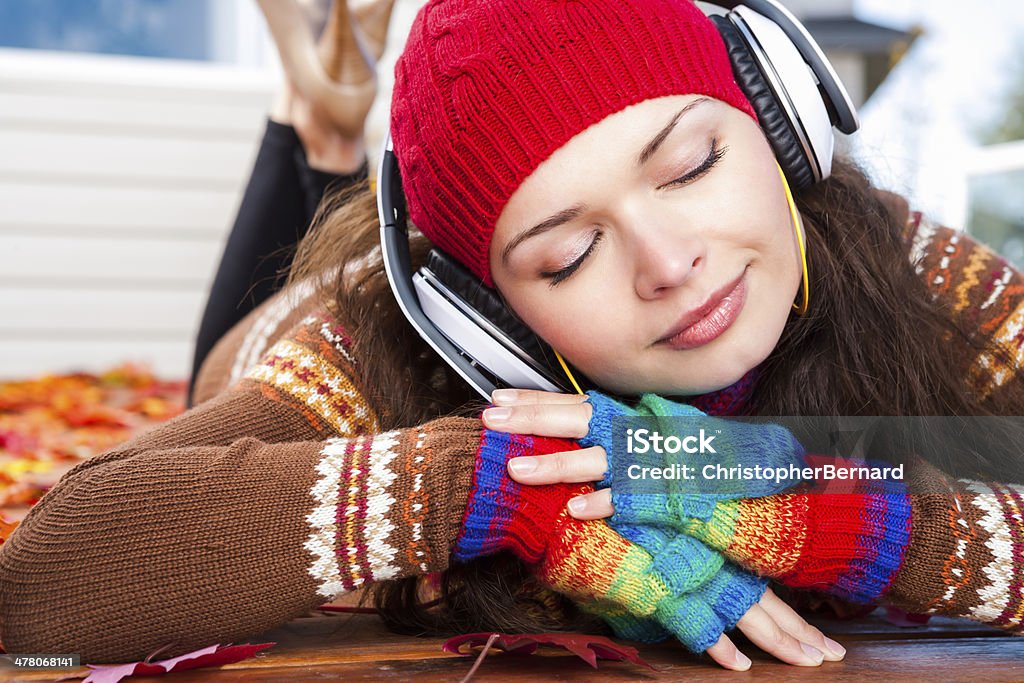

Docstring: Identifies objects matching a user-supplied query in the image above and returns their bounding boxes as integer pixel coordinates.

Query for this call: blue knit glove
[579,390,807,530]
[580,524,768,652]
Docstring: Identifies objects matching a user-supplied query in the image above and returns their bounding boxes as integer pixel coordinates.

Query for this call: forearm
[688,461,1024,633]
[0,396,477,663]
[883,466,1024,631]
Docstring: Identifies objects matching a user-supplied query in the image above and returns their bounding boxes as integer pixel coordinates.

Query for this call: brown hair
[286,156,1024,636]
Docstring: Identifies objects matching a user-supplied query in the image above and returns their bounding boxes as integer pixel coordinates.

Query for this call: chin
[671,344,767,396]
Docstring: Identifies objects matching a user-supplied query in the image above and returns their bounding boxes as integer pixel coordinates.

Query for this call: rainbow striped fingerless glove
[453,427,588,564]
[453,424,765,653]
[579,390,807,527]
[684,464,913,604]
[581,523,768,651]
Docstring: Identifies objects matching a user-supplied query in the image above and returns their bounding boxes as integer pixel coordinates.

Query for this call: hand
[584,571,847,670]
[482,388,611,515]
[454,423,775,663]
[483,389,846,668]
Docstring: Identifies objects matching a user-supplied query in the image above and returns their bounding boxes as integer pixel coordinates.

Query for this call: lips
[655,268,748,350]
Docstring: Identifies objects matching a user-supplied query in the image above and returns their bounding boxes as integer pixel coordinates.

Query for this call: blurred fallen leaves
[0,362,186,538]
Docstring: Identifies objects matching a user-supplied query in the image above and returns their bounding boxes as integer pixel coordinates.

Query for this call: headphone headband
[712,0,859,134]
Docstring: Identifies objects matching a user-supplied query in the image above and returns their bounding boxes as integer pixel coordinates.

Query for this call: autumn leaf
[0,363,186,511]
[443,631,654,681]
[53,642,275,683]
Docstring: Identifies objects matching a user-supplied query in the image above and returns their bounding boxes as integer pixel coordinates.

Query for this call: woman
[1,0,1021,672]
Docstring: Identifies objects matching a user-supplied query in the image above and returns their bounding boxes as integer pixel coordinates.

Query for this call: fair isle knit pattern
[242,312,379,436]
[905,212,1024,399]
[306,430,403,597]
[229,277,317,385]
[894,475,1024,630]
[964,481,1024,627]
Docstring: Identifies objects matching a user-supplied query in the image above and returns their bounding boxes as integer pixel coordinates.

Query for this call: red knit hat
[391,0,758,287]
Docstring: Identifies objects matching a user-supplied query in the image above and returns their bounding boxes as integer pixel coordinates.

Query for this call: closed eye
[661,138,727,189]
[541,231,604,287]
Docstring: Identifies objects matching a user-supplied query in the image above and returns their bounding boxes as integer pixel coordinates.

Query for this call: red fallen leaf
[443,631,654,672]
[53,642,275,683]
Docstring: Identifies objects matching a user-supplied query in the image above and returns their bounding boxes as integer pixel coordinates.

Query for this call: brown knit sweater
[0,213,1022,663]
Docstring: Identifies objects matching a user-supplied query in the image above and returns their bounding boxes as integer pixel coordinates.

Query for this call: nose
[633,224,707,300]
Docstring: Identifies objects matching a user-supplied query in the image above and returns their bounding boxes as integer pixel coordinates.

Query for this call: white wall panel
[0,48,274,381]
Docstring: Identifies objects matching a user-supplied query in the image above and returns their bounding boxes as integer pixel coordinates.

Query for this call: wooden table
[6,607,1023,682]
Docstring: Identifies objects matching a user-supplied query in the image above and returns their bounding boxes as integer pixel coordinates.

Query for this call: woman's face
[489,94,803,396]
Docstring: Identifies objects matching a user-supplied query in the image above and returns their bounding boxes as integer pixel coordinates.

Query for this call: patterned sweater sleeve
[689,458,1024,634]
[904,211,1024,400]
[884,461,1024,631]
[891,213,1024,627]
[0,311,480,663]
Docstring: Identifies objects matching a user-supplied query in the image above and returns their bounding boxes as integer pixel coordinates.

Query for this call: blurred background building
[0,0,1022,379]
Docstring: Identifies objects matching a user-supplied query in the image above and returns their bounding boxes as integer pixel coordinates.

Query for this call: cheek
[508,287,625,368]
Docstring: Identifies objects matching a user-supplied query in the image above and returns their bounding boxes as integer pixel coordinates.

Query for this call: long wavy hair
[285,156,1024,636]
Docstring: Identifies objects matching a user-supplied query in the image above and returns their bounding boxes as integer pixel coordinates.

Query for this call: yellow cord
[553,348,585,395]
[778,161,809,316]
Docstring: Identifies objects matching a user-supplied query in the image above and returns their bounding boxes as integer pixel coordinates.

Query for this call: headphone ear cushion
[712,15,816,191]
[425,249,564,374]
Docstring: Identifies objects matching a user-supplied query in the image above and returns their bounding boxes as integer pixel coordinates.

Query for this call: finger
[490,388,589,406]
[508,447,607,484]
[482,401,591,438]
[566,488,614,519]
[705,633,752,671]
[758,588,846,661]
[735,602,825,666]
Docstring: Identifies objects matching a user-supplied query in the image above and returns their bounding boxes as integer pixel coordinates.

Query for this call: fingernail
[567,496,588,516]
[800,642,824,663]
[734,651,751,669]
[484,407,511,422]
[508,457,537,476]
[823,637,846,658]
[491,388,519,403]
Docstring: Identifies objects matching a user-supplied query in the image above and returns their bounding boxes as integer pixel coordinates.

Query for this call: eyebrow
[636,96,710,167]
[501,97,711,267]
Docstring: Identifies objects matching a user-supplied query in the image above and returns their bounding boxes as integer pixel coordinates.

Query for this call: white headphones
[378,0,859,401]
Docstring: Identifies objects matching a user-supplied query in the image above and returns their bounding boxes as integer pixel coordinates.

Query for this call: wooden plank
[0,128,257,184]
[0,91,267,139]
[0,235,222,285]
[0,287,208,333]
[0,183,238,236]
[9,612,1020,682]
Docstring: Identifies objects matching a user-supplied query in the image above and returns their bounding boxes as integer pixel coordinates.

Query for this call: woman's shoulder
[192,279,358,405]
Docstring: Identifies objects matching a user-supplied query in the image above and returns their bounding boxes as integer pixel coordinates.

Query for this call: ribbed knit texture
[391,0,757,285]
[684,470,914,604]
[2,211,1023,664]
[453,426,767,653]
[455,429,586,563]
